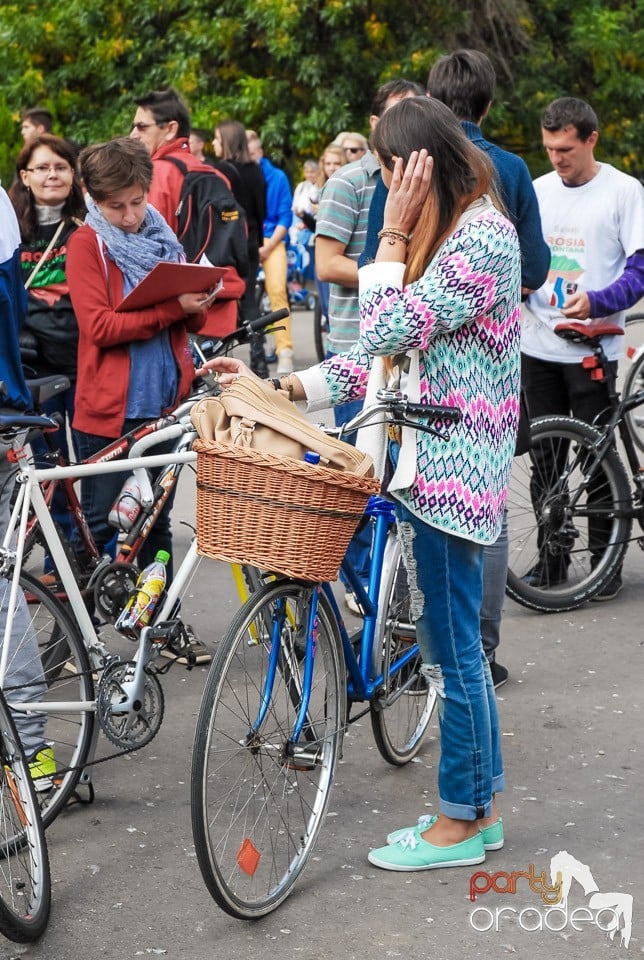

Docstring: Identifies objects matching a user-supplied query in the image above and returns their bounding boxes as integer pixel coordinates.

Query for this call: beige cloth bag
[191,376,375,476]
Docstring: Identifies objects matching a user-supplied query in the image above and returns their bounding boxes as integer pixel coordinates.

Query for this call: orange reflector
[5,769,28,828]
[237,838,261,876]
[627,346,636,359]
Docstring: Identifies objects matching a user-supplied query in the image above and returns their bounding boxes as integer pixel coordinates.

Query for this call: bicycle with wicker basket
[189,389,460,918]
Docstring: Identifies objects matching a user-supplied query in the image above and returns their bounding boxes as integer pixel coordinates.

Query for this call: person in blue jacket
[361,50,550,689]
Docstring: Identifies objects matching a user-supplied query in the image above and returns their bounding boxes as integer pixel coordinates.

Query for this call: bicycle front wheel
[370,531,436,764]
[191,580,345,919]
[506,416,631,612]
[622,346,644,453]
[0,572,95,828]
[0,687,51,941]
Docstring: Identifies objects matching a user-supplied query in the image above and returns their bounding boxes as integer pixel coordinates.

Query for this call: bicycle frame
[253,495,418,744]
[0,446,197,712]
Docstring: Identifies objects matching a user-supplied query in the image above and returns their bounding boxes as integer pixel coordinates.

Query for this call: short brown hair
[79,137,153,202]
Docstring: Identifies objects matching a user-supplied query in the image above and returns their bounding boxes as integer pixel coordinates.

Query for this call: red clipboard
[116,262,226,311]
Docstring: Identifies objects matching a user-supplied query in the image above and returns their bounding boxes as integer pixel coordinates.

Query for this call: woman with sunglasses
[334,131,369,162]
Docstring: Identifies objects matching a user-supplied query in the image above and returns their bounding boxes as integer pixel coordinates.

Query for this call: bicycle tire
[370,531,436,764]
[1,571,95,828]
[191,579,345,919]
[506,416,631,612]
[0,686,51,941]
[622,346,644,453]
[313,297,329,363]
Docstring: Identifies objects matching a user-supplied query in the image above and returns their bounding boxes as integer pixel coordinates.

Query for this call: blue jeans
[29,384,80,567]
[333,396,371,587]
[481,511,508,662]
[74,421,177,581]
[395,502,504,820]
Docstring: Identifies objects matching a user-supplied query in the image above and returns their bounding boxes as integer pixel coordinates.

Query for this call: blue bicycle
[190,392,460,918]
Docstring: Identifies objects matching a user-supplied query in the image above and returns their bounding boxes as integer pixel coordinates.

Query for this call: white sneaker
[276,348,294,375]
[344,592,363,616]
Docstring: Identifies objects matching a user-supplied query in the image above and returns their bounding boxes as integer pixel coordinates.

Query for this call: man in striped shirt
[315,79,424,360]
[314,79,424,612]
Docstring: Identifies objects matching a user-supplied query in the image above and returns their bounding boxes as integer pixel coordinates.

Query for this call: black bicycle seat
[554,321,624,344]
[25,374,70,408]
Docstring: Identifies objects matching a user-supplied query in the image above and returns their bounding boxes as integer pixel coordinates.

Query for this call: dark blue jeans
[29,384,79,570]
[333,396,372,588]
[74,420,177,580]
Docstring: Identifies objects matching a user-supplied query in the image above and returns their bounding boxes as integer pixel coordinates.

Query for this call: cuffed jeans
[395,502,504,820]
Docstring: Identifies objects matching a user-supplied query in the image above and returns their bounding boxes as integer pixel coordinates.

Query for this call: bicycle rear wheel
[370,531,436,764]
[0,687,51,941]
[191,580,344,919]
[622,347,644,453]
[313,298,329,363]
[506,416,631,612]
[0,572,95,828]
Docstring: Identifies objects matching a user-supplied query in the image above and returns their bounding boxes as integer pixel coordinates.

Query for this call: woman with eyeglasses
[9,135,86,571]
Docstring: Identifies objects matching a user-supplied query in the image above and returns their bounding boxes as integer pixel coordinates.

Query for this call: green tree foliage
[0,0,642,185]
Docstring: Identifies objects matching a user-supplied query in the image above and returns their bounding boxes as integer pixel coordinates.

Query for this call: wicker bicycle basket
[194,439,381,582]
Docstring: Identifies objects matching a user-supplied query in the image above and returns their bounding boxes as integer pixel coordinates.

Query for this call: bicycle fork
[251,585,322,770]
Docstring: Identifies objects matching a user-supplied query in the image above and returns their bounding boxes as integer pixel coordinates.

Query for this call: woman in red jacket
[68,137,208,578]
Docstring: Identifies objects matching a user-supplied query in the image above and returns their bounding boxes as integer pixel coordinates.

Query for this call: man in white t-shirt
[522,97,644,599]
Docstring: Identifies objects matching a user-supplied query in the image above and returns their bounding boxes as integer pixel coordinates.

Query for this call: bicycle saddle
[554,321,624,343]
[25,374,70,408]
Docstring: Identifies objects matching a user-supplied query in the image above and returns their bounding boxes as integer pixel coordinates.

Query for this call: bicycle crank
[93,561,139,622]
[96,659,164,749]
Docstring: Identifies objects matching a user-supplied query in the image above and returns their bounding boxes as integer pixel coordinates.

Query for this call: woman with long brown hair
[204,96,522,872]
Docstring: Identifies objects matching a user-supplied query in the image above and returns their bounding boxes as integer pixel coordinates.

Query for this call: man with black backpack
[131,87,247,339]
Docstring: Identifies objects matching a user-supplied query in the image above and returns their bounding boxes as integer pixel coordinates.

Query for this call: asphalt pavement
[6,308,643,960]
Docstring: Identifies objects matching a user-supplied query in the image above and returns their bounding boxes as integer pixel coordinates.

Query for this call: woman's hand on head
[195,355,258,387]
[383,149,433,236]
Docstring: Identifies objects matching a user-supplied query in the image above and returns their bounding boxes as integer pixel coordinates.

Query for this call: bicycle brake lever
[387,418,453,442]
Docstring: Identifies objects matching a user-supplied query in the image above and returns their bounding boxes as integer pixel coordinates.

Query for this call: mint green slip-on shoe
[368,828,485,872]
[386,815,504,851]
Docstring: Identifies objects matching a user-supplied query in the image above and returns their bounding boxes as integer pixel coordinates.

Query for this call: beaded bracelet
[377,228,411,246]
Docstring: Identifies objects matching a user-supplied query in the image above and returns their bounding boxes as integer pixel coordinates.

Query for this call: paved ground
[4,310,643,960]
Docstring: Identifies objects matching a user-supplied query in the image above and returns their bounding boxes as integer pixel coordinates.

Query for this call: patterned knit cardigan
[298,208,522,545]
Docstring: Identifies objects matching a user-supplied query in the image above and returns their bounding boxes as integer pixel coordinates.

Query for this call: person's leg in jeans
[333,395,372,598]
[395,508,503,819]
[0,441,48,758]
[75,424,177,582]
[74,429,123,559]
[369,504,503,868]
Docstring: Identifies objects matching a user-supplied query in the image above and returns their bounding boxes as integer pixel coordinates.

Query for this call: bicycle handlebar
[331,389,461,442]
